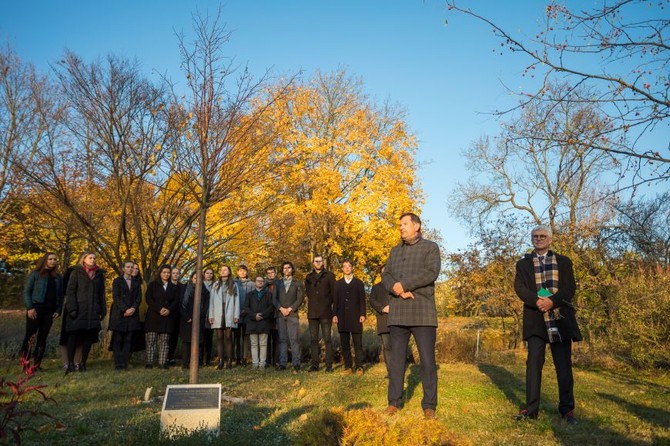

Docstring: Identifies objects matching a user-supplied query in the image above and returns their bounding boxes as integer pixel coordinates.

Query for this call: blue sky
[0,1,580,252]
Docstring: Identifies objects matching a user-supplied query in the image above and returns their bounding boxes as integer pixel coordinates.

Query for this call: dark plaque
[164,386,220,411]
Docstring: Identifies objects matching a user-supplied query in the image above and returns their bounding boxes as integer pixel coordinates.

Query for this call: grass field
[1,312,669,445]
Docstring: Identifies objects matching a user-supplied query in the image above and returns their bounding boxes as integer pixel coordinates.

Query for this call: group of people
[19,213,581,423]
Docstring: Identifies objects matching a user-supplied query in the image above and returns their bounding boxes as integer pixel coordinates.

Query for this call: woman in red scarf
[64,252,106,373]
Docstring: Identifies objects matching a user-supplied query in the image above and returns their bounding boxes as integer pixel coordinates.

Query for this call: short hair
[266,266,276,273]
[531,225,553,237]
[400,212,421,227]
[313,254,323,261]
[238,264,248,271]
[341,259,354,268]
[282,261,294,272]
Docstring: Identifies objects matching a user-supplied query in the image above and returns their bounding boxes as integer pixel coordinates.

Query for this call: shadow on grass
[477,363,525,409]
[404,363,421,404]
[598,392,670,429]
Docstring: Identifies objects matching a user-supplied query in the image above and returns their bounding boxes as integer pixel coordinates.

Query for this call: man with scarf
[513,225,582,425]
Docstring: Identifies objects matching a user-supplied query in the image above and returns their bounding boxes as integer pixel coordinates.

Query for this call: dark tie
[538,255,544,264]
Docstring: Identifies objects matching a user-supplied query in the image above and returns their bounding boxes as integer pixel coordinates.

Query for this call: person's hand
[382,305,390,314]
[124,308,136,317]
[233,317,239,323]
[359,315,366,323]
[69,310,77,319]
[51,312,60,320]
[536,298,554,312]
[26,309,37,320]
[209,317,214,325]
[400,291,414,299]
[160,307,170,316]
[256,313,262,321]
[333,315,338,324]
[392,282,404,296]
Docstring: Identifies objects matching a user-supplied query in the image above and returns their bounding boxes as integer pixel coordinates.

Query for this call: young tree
[172,11,295,383]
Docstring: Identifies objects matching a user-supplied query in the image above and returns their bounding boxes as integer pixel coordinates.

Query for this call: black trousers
[379,332,391,374]
[111,331,133,368]
[309,318,333,367]
[20,307,56,364]
[339,331,362,369]
[388,325,437,410]
[525,335,575,416]
[201,328,214,364]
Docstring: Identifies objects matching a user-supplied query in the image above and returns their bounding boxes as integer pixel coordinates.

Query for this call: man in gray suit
[273,261,304,373]
[382,212,441,419]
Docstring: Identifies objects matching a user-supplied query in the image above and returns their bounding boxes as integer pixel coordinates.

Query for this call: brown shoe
[423,408,436,419]
[355,367,364,376]
[342,368,353,375]
[385,405,400,415]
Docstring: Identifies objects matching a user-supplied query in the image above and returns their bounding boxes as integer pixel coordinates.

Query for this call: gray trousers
[277,315,300,367]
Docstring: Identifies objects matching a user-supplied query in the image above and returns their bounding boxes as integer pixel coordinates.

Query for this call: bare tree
[0,46,51,227]
[446,0,670,187]
[172,10,295,383]
[451,83,617,246]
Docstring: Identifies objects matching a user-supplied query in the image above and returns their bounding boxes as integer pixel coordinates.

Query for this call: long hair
[78,252,96,267]
[34,252,58,277]
[215,265,236,295]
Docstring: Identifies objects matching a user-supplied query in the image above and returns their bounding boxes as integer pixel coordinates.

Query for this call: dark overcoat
[368,282,390,335]
[244,288,275,334]
[65,265,107,332]
[304,269,336,319]
[108,276,142,332]
[514,252,582,342]
[382,237,441,327]
[334,277,366,333]
[144,280,178,334]
[179,281,210,343]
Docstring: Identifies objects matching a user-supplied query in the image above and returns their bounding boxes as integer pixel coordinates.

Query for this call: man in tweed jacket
[382,212,441,419]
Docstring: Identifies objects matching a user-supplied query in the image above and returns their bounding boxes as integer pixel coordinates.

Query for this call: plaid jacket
[382,237,441,327]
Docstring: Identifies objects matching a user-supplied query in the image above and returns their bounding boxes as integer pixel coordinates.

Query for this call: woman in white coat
[209,265,239,369]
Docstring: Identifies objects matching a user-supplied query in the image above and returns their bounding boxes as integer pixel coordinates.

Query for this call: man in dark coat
[304,255,336,372]
[513,225,582,425]
[109,261,142,370]
[333,260,366,374]
[369,264,392,376]
[382,213,441,419]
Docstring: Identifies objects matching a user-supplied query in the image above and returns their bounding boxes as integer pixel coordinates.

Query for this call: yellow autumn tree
[251,70,422,281]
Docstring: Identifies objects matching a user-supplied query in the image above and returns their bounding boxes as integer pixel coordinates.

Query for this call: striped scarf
[533,251,562,342]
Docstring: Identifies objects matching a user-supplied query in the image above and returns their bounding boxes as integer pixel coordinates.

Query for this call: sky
[0,0,613,252]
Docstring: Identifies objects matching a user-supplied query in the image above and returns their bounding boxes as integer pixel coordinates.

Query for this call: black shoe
[276,364,286,371]
[167,359,176,366]
[308,365,319,372]
[325,366,333,373]
[160,364,169,370]
[513,409,538,421]
[78,363,86,372]
[217,361,224,370]
[292,365,300,374]
[145,364,153,369]
[64,363,75,376]
[562,411,578,425]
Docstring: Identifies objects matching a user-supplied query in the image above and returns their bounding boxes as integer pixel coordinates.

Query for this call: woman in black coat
[243,276,275,369]
[179,272,210,369]
[109,261,142,370]
[64,252,106,373]
[144,264,178,369]
[369,264,392,376]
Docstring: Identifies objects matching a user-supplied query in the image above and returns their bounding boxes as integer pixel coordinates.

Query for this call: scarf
[533,251,562,342]
[84,264,99,279]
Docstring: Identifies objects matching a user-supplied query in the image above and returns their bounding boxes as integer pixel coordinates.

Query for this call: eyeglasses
[313,260,323,263]
[532,234,549,239]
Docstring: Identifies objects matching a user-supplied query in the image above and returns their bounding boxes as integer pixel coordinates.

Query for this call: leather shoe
[423,408,436,419]
[385,405,400,415]
[562,411,577,425]
[513,409,538,421]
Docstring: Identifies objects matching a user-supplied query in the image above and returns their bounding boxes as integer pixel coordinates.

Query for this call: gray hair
[531,224,553,237]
